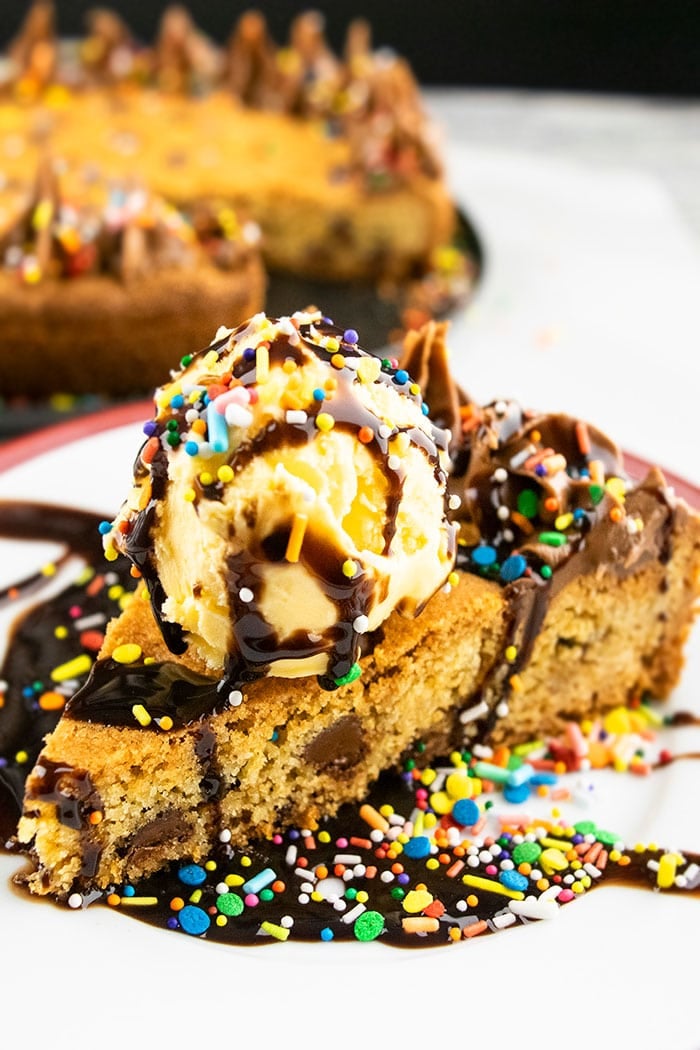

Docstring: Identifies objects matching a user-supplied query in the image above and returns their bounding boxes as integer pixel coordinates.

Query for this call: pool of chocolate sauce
[1,499,699,948]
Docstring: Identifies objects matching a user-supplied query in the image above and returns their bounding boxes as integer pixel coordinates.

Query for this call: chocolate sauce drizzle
[64,658,222,725]
[0,501,136,838]
[22,756,104,880]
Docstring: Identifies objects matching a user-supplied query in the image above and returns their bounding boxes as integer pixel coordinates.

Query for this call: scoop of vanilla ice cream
[105,309,456,689]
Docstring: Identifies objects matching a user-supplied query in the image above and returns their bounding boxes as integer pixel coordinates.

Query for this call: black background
[1,0,699,97]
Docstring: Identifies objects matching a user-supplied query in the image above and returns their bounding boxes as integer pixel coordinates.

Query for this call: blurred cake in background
[0,3,476,400]
[0,154,265,397]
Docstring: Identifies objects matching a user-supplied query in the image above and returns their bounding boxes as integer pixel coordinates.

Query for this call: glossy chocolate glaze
[65,658,222,725]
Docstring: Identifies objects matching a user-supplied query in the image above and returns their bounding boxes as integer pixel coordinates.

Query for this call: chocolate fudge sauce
[1,493,699,947]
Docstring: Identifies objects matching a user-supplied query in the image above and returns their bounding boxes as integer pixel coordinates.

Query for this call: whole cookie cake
[0,4,472,398]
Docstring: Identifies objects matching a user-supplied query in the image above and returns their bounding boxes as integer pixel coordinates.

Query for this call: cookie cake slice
[15,310,700,898]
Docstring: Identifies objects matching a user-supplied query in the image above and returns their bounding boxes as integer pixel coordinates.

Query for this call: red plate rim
[0,401,151,474]
[0,403,698,509]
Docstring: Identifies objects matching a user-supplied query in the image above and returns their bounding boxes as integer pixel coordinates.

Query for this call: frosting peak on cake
[103,310,457,690]
[400,319,675,592]
[450,399,674,586]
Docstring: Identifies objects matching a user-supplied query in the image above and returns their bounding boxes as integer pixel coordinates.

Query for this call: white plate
[3,141,700,1046]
